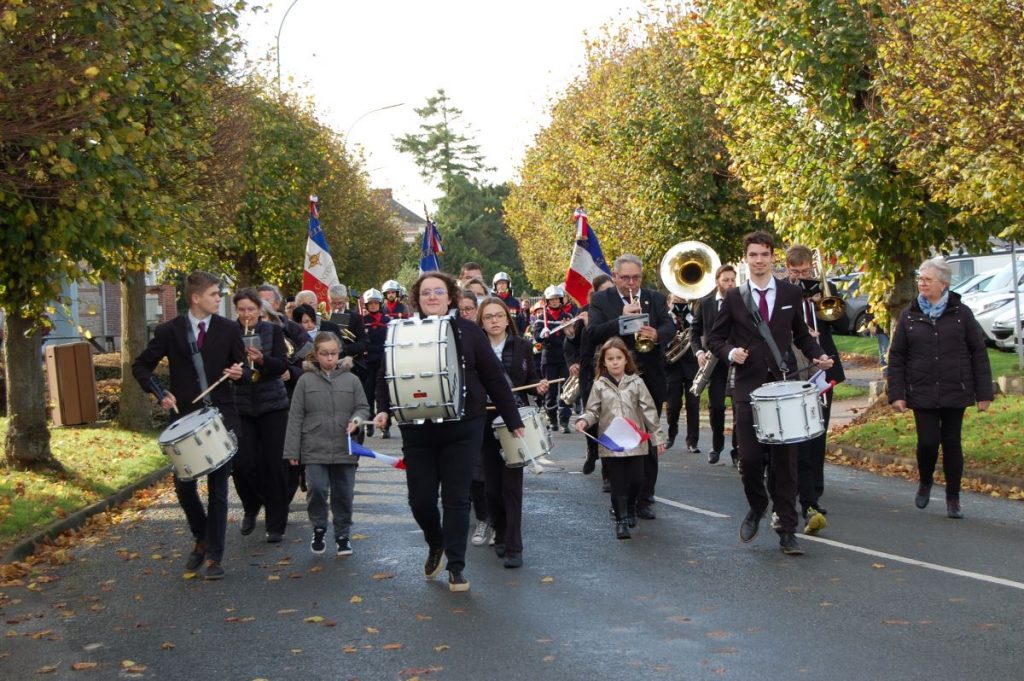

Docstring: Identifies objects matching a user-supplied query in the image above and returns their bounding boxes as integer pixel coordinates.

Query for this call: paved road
[2,423,1022,680]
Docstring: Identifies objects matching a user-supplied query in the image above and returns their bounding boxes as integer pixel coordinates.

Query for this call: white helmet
[382,279,401,294]
[362,288,383,304]
[492,271,511,286]
[543,284,565,300]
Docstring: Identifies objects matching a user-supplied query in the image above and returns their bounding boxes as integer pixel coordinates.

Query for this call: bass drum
[385,316,465,424]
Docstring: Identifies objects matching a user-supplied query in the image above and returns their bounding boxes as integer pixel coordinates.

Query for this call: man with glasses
[584,254,674,519]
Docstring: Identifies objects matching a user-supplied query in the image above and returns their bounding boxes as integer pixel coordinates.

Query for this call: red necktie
[757,289,770,322]
[197,320,206,349]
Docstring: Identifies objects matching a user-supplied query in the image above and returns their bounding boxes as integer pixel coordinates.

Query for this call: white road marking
[653,496,731,518]
[654,494,1024,591]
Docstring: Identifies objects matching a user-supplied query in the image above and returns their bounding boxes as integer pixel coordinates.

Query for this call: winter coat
[887,291,994,410]
[234,321,290,417]
[283,364,370,466]
[576,372,665,458]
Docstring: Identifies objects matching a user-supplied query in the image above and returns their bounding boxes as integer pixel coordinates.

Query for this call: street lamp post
[276,0,302,94]
[345,103,405,145]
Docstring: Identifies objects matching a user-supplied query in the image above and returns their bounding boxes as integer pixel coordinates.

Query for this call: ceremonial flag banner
[302,195,340,303]
[564,208,612,306]
[595,416,650,452]
[348,436,407,469]
[419,219,444,273]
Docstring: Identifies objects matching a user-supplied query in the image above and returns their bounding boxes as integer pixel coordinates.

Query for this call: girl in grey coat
[284,332,370,556]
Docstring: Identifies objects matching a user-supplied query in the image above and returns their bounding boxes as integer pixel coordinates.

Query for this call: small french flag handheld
[348,435,406,469]
[595,416,650,452]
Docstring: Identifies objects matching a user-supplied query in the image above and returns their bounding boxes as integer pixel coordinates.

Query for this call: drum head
[751,381,813,399]
[158,407,212,444]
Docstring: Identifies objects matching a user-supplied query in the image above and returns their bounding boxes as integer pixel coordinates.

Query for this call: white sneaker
[471,521,491,546]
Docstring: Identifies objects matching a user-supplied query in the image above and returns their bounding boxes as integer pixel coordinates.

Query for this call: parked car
[991,304,1024,352]
[827,273,869,336]
[961,258,1024,305]
[946,245,1021,288]
[952,271,997,296]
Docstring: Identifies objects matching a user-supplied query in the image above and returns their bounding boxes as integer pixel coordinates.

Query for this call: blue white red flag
[595,416,650,452]
[419,219,444,273]
[564,208,611,306]
[302,195,340,304]
[348,436,407,469]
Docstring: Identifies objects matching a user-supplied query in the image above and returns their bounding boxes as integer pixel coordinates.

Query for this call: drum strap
[186,322,211,402]
[740,285,788,378]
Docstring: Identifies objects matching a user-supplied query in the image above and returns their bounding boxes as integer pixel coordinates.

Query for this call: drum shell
[493,407,551,468]
[749,381,824,444]
[385,317,465,424]
[157,407,238,481]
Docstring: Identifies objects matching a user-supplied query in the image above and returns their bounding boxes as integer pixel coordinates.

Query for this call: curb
[826,442,1024,491]
[1,465,172,565]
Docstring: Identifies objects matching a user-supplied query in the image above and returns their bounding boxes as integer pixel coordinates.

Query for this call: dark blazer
[887,291,993,409]
[690,291,723,356]
[501,334,540,398]
[707,279,824,402]
[376,315,524,430]
[585,286,675,370]
[132,314,249,421]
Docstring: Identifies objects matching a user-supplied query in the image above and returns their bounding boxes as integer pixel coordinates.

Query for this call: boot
[613,496,631,540]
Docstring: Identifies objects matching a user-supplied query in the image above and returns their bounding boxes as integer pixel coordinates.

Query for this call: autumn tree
[0,0,242,465]
[506,12,760,290]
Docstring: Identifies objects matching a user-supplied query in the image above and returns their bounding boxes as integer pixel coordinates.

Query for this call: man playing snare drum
[707,232,832,556]
[132,271,248,580]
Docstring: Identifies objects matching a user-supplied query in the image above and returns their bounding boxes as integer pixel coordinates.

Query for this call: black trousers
[706,361,735,455]
[400,416,485,573]
[543,363,571,426]
[606,455,645,502]
[481,427,525,554]
[913,407,966,499]
[797,398,832,511]
[362,360,390,430]
[233,408,290,534]
[735,400,799,534]
[666,358,700,447]
[639,369,666,506]
[175,463,231,563]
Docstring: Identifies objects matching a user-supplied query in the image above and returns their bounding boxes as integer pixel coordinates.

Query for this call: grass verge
[0,418,167,552]
[834,333,1024,376]
[832,383,868,401]
[832,395,1024,480]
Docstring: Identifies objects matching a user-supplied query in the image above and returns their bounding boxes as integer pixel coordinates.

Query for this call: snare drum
[749,381,824,444]
[385,316,465,424]
[157,407,237,481]
[492,407,551,468]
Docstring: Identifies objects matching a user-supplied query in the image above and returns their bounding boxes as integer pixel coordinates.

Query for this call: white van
[946,248,1020,287]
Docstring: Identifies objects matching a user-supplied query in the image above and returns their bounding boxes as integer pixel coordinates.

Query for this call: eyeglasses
[917,276,937,284]
[617,274,641,282]
[421,288,448,298]
[482,313,507,322]
[458,306,476,313]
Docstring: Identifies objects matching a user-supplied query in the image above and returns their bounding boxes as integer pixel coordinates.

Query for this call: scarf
[918,289,949,320]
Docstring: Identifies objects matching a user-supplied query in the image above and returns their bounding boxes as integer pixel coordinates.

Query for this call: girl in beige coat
[576,338,665,539]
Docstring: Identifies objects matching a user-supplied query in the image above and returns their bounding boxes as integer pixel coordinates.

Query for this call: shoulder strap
[739,284,788,378]
[185,320,210,394]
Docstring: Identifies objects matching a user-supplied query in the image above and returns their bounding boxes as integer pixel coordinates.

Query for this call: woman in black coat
[888,257,993,519]
[477,297,549,568]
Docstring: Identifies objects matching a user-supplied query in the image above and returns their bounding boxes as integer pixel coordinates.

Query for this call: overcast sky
[240,0,652,215]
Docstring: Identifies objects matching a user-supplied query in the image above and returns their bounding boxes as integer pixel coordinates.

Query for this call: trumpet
[630,288,657,353]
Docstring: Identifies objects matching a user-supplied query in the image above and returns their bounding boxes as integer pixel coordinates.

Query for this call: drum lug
[420,371,435,378]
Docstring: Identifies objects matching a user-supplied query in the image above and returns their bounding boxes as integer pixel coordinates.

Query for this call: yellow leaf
[349,596,363,604]
[540,576,555,583]
[351,533,369,540]
[71,662,97,671]
[382,643,403,651]
[83,66,100,79]
[365,626,379,634]
[267,575,280,581]
[434,644,450,652]
[182,572,197,580]
[37,665,59,674]
[372,572,395,580]
[277,609,297,614]
[871,563,886,569]
[121,660,136,669]
[1,10,18,31]
[343,645,358,654]
[290,648,303,654]
[160,642,175,650]
[304,616,324,623]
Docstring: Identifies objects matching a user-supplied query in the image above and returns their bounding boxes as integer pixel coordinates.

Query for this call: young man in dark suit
[585,254,675,519]
[690,264,739,465]
[132,271,248,580]
[708,232,833,555]
[783,246,846,534]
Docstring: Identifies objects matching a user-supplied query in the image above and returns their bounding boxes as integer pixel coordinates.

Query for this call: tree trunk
[885,253,920,337]
[3,315,58,470]
[235,250,259,290]
[118,269,153,431]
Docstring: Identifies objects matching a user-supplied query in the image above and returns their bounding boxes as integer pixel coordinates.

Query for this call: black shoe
[687,444,701,454]
[365,426,375,438]
[739,509,763,543]
[666,436,675,450]
[381,428,391,439]
[582,455,597,475]
[336,537,353,555]
[779,533,805,555]
[310,527,327,555]
[448,569,470,592]
[707,450,721,465]
[265,532,283,544]
[240,514,257,536]
[626,504,638,529]
[730,450,739,468]
[915,483,932,509]
[494,542,507,558]
[185,541,205,572]
[561,423,571,434]
[601,478,611,493]
[424,546,444,579]
[637,504,656,520]
[504,553,523,568]
[946,499,963,519]
[616,520,631,540]
[203,560,225,580]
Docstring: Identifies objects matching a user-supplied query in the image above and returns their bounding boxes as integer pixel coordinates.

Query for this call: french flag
[563,207,611,306]
[596,416,650,452]
[302,195,341,304]
[348,436,406,469]
[419,219,444,274]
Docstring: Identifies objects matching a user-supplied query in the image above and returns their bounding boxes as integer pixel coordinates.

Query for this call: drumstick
[511,377,566,393]
[148,376,179,414]
[191,363,242,404]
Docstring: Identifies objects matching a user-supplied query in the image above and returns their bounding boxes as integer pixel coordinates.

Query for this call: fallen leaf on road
[349,596,363,604]
[399,666,443,677]
[309,566,323,573]
[267,575,280,581]
[277,609,297,614]
[71,662,97,671]
[182,572,197,580]
[382,643,403,651]
[304,616,324,623]
[434,644,450,652]
[343,645,358,654]
[883,619,909,625]
[372,572,395,581]
[322,620,337,628]
[415,614,431,621]
[121,661,137,669]
[542,655,555,662]
[871,563,886,569]
[365,626,379,634]
[706,630,730,639]
[37,665,59,674]
[290,648,303,654]
[160,642,175,650]
[540,576,555,584]
[351,533,369,540]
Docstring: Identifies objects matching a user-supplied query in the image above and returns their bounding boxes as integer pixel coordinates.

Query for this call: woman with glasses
[476,296,549,568]
[888,257,993,519]
[373,272,525,592]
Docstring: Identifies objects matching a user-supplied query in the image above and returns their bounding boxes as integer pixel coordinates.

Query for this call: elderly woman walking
[888,257,993,519]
